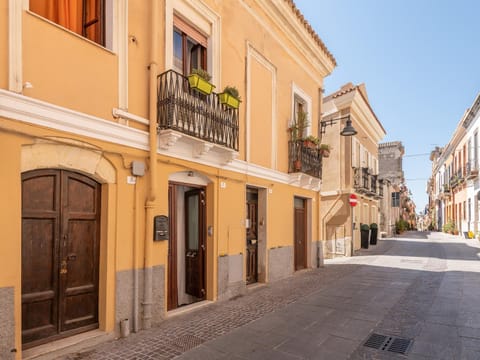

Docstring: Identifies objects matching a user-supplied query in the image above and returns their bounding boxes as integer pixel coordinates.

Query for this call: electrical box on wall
[132,161,145,176]
[153,215,169,241]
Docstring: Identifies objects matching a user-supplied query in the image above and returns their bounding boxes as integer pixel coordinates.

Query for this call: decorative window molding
[291,82,312,137]
[352,138,359,168]
[9,0,24,92]
[28,0,115,49]
[165,0,221,85]
[115,0,128,109]
[246,42,277,168]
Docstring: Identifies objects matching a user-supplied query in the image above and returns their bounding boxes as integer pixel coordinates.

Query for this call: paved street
[61,232,480,359]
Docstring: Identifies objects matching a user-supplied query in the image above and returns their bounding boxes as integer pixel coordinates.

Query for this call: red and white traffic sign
[348,193,358,207]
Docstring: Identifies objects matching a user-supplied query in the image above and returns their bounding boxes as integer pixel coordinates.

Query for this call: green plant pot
[219,92,240,109]
[188,74,215,95]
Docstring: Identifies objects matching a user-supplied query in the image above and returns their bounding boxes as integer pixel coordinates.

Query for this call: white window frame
[352,138,359,167]
[12,1,123,94]
[165,0,221,86]
[360,144,367,168]
[291,83,312,137]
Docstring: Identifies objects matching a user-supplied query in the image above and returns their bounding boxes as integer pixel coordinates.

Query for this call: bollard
[120,318,130,338]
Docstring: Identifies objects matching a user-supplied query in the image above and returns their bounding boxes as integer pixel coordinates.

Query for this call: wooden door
[246,190,258,284]
[167,184,178,310]
[184,189,206,299]
[294,198,306,270]
[22,170,100,347]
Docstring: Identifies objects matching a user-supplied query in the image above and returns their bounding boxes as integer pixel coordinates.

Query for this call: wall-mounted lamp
[320,115,358,137]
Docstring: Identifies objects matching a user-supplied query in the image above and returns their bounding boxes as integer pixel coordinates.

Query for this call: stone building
[378,141,405,235]
[320,83,386,256]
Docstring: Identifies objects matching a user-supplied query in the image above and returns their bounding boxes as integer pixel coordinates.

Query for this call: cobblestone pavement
[59,232,480,359]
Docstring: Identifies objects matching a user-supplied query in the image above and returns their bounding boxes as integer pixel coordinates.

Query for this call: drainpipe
[316,190,321,267]
[143,0,159,330]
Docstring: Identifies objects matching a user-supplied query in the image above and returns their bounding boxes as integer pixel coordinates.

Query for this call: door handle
[60,260,68,275]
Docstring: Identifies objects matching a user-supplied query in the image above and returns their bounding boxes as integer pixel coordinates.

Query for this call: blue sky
[294,0,480,212]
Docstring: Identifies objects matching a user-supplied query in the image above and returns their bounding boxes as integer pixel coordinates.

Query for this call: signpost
[349,193,358,207]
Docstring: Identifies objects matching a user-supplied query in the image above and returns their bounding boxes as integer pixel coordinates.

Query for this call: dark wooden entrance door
[246,189,258,284]
[22,169,101,348]
[294,197,307,270]
[167,184,178,311]
[184,188,206,299]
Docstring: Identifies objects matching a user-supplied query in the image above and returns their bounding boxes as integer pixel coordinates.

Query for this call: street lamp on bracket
[320,114,358,137]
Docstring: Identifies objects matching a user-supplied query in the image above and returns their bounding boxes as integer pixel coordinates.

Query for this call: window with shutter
[30,0,106,46]
[173,15,208,76]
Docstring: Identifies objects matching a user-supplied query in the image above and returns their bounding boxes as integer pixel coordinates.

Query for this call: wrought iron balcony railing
[353,167,382,198]
[378,179,384,198]
[354,167,369,192]
[466,162,479,180]
[443,183,450,194]
[450,173,463,188]
[370,174,377,194]
[157,70,239,151]
[288,141,322,179]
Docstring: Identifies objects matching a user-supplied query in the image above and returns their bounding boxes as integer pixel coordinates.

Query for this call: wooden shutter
[174,14,208,47]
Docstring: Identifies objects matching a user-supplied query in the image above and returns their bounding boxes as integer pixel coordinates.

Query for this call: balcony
[450,173,463,189]
[466,162,479,180]
[377,179,384,198]
[353,167,382,198]
[288,140,322,178]
[288,141,322,190]
[353,167,369,193]
[157,70,239,164]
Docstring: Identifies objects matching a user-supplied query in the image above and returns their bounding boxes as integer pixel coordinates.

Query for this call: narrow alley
[56,232,480,359]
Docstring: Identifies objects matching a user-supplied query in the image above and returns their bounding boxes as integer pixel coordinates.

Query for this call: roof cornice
[252,0,336,77]
[462,93,480,129]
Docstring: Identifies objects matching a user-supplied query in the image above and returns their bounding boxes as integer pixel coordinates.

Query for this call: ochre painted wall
[216,0,324,168]
[249,58,273,168]
[22,12,118,121]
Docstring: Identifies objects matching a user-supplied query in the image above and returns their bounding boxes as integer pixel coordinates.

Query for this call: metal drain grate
[364,333,388,349]
[364,333,413,355]
[388,337,413,354]
[168,334,205,352]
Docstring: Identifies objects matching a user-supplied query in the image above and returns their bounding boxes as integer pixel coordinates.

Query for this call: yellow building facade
[0,1,336,357]
[321,83,386,256]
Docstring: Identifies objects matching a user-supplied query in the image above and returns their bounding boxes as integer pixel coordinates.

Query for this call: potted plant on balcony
[303,135,320,149]
[288,110,309,172]
[188,68,215,95]
[293,159,302,171]
[319,143,331,157]
[219,86,241,109]
[296,109,309,140]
